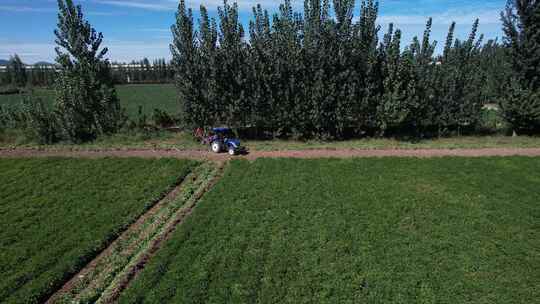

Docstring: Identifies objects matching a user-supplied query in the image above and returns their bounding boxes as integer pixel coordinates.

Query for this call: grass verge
[119,157,540,304]
[245,135,540,151]
[0,158,197,303]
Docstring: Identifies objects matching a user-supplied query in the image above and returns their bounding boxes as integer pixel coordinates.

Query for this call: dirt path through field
[45,162,224,304]
[98,162,225,304]
[2,147,540,160]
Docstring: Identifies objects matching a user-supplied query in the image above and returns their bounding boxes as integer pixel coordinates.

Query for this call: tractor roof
[212,127,232,133]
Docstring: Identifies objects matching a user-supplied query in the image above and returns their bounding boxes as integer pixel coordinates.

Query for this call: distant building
[0,64,58,72]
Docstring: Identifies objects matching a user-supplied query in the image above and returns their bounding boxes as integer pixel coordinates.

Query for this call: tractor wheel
[211,141,222,153]
[228,147,236,156]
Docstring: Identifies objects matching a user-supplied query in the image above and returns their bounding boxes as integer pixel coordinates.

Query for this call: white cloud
[96,0,174,11]
[139,28,171,32]
[0,43,56,63]
[105,41,172,61]
[95,0,283,11]
[0,40,174,64]
[0,5,55,13]
[377,9,501,26]
[87,11,126,16]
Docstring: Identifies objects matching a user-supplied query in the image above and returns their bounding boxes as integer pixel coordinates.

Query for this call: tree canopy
[52,0,125,142]
[171,0,501,139]
[500,0,540,133]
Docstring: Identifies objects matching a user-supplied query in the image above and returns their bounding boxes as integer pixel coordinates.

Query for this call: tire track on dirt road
[2,147,540,160]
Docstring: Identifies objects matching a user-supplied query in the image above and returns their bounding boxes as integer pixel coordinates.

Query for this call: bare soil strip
[2,147,540,160]
[46,162,223,304]
[97,162,225,304]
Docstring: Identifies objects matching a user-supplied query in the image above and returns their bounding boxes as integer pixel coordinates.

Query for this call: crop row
[0,157,196,303]
[119,158,540,303]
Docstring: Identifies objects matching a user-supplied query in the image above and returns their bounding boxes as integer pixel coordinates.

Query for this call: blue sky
[0,0,505,63]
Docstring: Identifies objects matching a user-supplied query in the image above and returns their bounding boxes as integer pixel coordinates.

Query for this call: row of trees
[0,55,29,90]
[0,56,175,89]
[1,55,58,88]
[111,58,174,84]
[2,0,539,144]
[173,0,538,139]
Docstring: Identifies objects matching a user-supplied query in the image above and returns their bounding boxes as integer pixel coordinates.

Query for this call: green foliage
[119,158,540,303]
[477,39,512,105]
[216,0,249,128]
[152,108,176,128]
[0,104,14,128]
[52,0,126,143]
[111,58,174,84]
[431,19,487,135]
[54,73,125,142]
[27,64,57,87]
[171,0,199,128]
[0,106,8,133]
[0,96,58,144]
[0,85,21,95]
[501,0,540,133]
[172,0,506,139]
[2,0,128,144]
[1,1,129,144]
[5,54,27,88]
[19,96,59,144]
[0,158,196,304]
[500,78,540,132]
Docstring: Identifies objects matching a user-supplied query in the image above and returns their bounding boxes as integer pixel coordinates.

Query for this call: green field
[0,84,177,118]
[0,157,196,303]
[119,158,540,304]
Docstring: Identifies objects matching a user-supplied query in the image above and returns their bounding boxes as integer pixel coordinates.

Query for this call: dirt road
[2,147,540,160]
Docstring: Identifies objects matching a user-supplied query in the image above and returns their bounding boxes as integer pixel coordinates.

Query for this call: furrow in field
[46,162,223,304]
[96,161,225,304]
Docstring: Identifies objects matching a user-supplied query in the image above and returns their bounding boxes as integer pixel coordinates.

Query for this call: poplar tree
[378,25,408,134]
[248,4,272,133]
[332,0,357,137]
[269,0,304,137]
[434,20,485,135]
[54,0,124,142]
[500,0,540,133]
[216,0,248,128]
[198,5,218,126]
[7,54,27,88]
[171,0,199,127]
[303,0,334,138]
[357,0,382,132]
[413,18,437,133]
[478,39,511,106]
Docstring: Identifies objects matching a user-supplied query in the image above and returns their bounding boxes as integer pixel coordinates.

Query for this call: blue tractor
[204,128,246,156]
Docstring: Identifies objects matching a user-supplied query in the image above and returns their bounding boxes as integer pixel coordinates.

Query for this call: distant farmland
[0,84,177,118]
